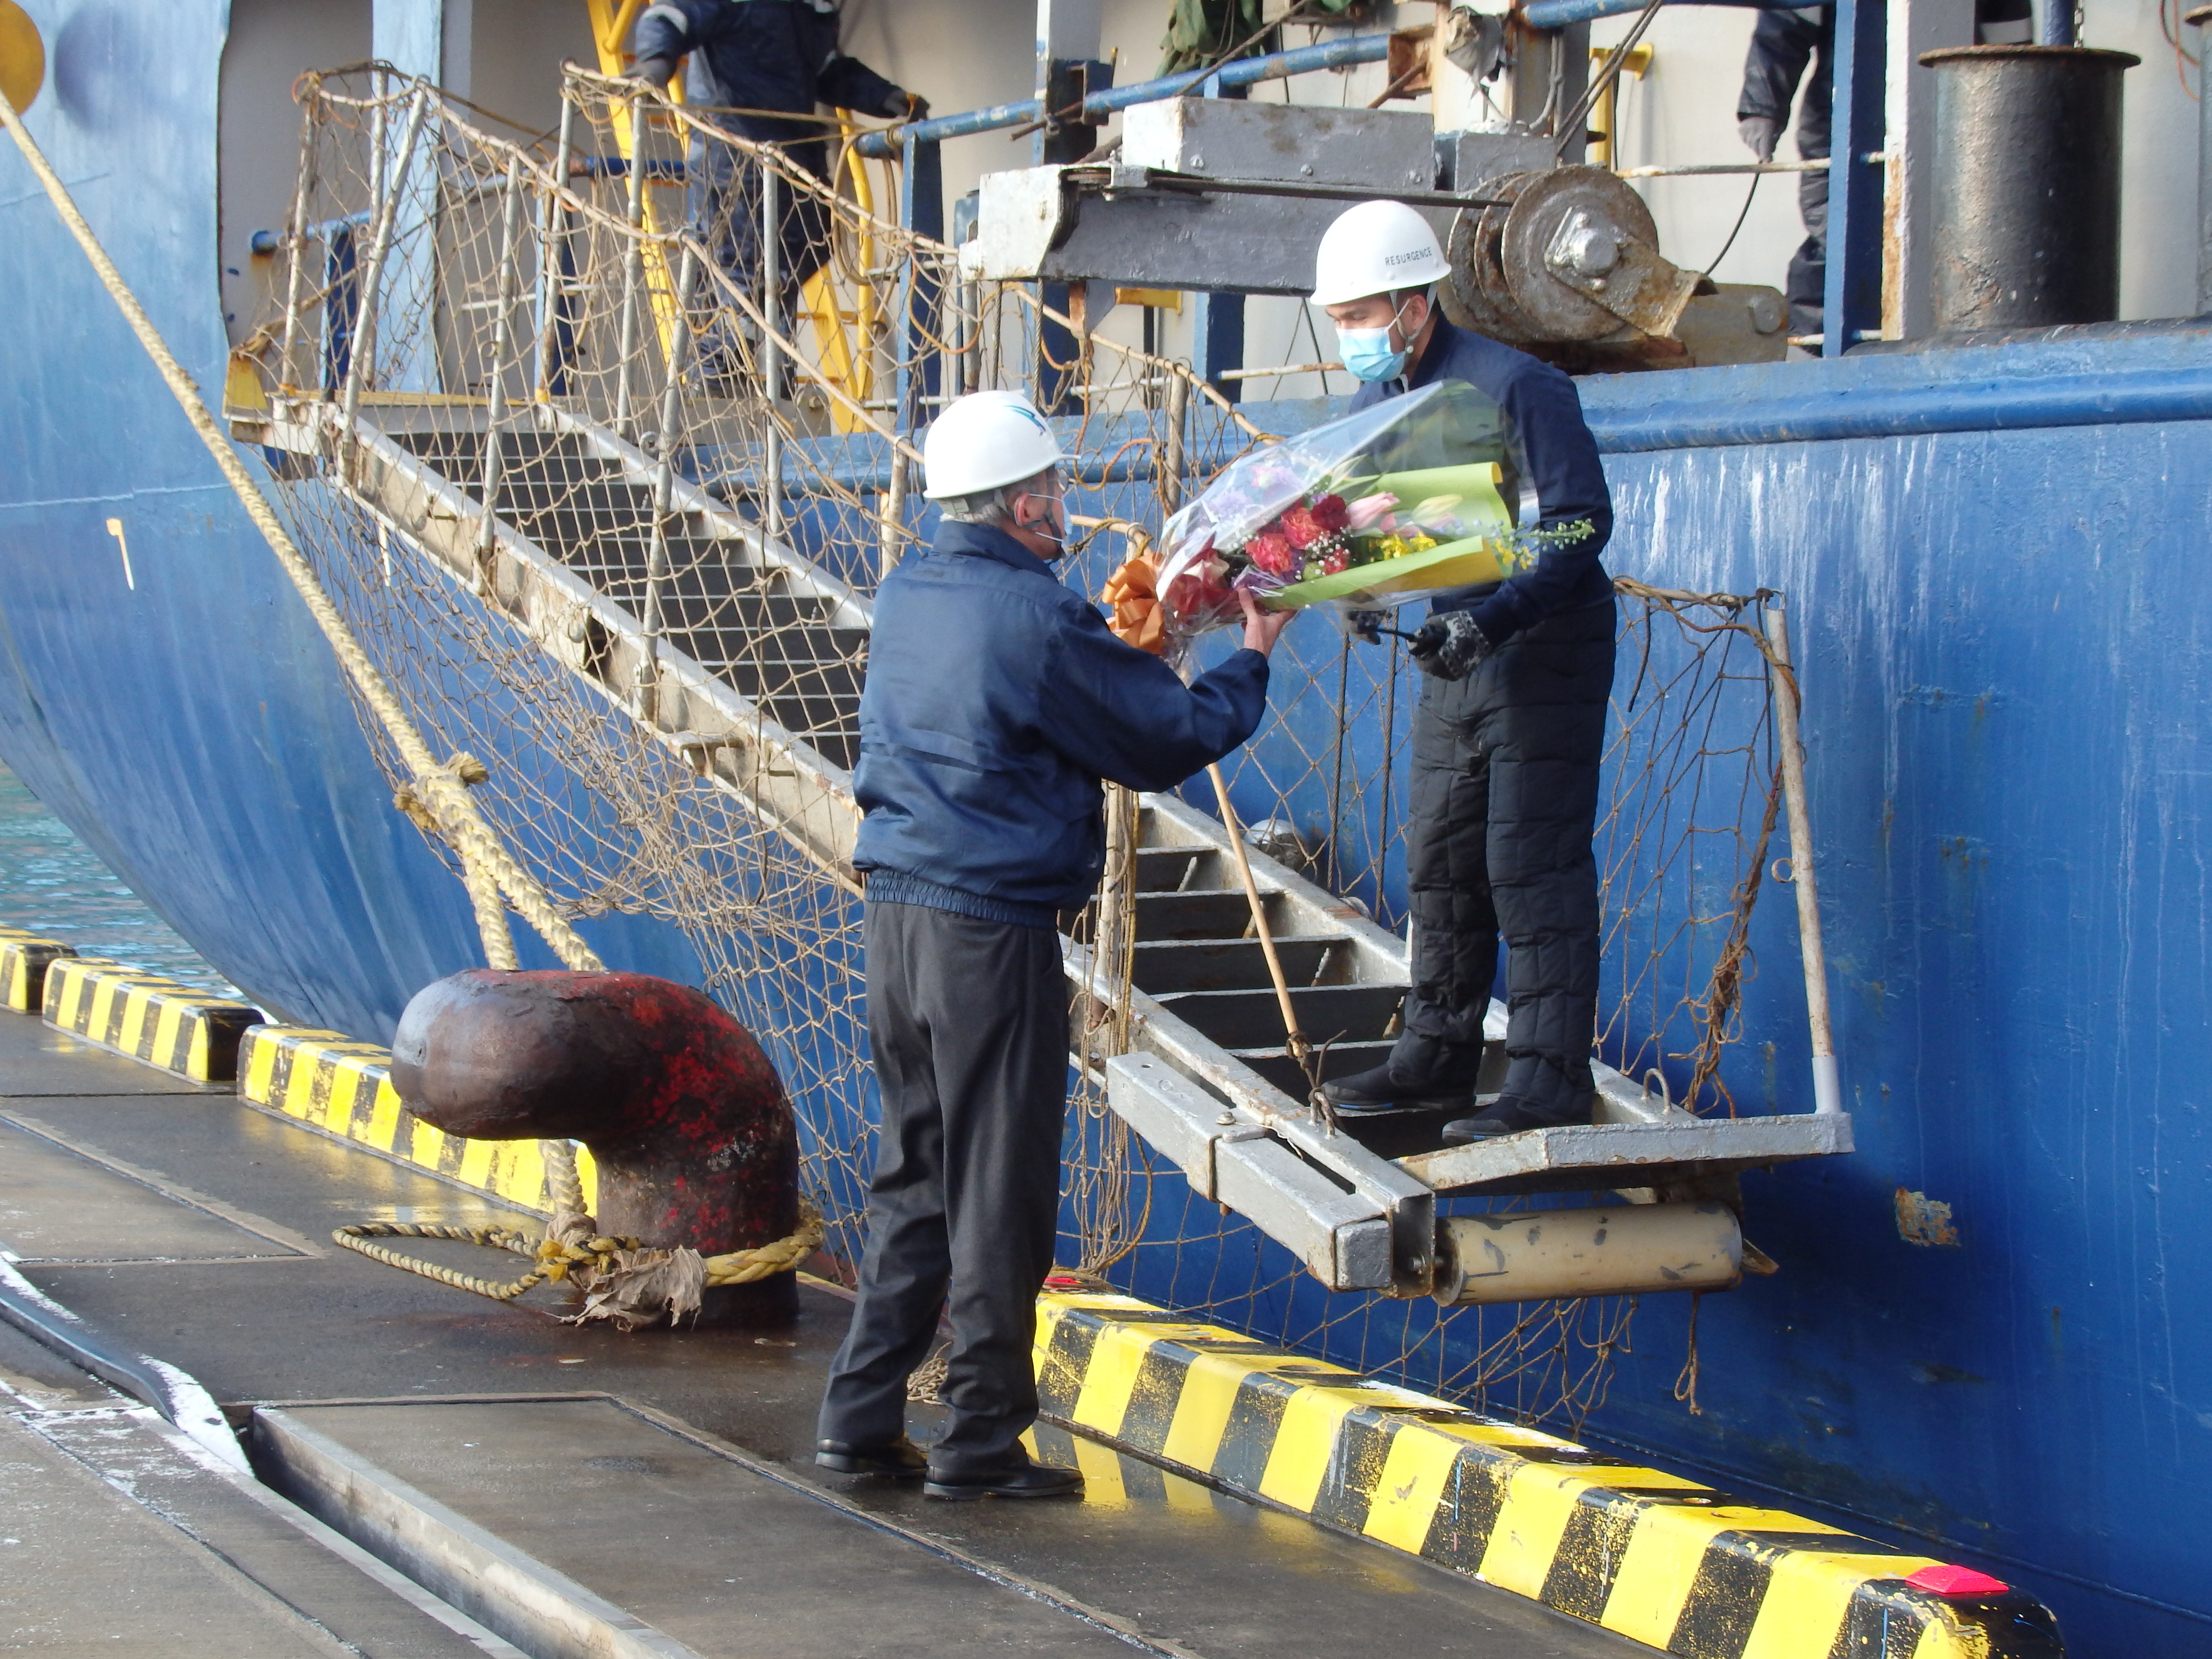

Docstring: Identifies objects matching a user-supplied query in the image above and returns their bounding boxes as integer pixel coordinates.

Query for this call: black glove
[1340,606,1388,642]
[1408,611,1495,681]
[1738,115,1780,163]
[883,90,930,122]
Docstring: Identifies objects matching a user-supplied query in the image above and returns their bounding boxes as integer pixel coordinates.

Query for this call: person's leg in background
[1392,672,1500,1097]
[685,135,762,389]
[1787,162,1829,340]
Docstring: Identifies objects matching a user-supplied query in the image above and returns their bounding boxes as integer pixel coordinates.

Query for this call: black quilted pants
[1387,598,1616,1113]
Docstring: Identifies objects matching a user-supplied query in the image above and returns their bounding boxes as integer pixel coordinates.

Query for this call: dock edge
[1033,1291,2064,1659]
[40,955,260,1082]
[237,1025,598,1213]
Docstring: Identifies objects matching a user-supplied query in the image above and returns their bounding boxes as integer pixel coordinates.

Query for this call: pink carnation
[1279,505,1325,550]
[1246,531,1296,576]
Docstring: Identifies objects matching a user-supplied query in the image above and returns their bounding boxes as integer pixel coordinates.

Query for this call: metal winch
[969,99,1788,371]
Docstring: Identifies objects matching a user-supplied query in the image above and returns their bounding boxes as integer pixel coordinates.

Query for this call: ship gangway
[230,69,1851,1306]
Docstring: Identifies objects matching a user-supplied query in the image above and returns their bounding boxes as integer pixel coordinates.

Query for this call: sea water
[0,766,241,998]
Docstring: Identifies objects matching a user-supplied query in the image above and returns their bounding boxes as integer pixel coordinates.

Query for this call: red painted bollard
[390,969,802,1325]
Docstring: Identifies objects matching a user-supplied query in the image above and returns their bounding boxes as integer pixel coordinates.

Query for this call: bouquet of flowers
[1104,382,1537,659]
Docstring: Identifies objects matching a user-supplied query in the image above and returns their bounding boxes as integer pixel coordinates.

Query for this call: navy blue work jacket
[634,0,906,150]
[853,520,1271,926]
[1351,317,1614,644]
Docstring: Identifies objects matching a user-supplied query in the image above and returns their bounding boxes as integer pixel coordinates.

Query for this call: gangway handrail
[853,32,1393,159]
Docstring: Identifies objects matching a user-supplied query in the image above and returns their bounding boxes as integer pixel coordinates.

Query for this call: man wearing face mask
[1310,201,1616,1144]
[816,391,1291,1501]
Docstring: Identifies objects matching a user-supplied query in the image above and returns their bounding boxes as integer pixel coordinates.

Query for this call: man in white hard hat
[1309,199,1618,1144]
[815,391,1291,1501]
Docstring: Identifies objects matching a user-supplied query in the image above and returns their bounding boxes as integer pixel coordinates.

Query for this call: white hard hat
[921,390,1066,500]
[1309,199,1450,308]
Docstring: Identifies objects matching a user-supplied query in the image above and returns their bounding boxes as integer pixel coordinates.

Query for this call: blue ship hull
[3,3,2209,1647]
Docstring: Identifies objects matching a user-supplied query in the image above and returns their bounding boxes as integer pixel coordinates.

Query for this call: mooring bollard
[391,968,804,1325]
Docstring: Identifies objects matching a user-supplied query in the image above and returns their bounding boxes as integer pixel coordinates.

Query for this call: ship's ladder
[231,72,1851,1303]
[582,0,884,432]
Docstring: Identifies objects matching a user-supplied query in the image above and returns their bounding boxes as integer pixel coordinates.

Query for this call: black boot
[815,1437,929,1479]
[924,1460,1084,1501]
[1440,1093,1592,1142]
[1319,1061,1473,1117]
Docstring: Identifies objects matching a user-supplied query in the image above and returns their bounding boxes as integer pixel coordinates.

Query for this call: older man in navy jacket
[816,392,1289,1501]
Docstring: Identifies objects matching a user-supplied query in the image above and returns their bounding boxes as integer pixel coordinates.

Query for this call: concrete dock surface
[0,1011,1638,1658]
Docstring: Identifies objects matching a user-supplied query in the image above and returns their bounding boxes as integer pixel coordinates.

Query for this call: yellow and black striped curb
[238,1025,598,1214]
[40,956,263,1082]
[0,926,76,1012]
[1032,1292,2063,1659]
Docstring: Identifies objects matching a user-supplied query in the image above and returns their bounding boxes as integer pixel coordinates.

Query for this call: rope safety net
[242,68,1800,1429]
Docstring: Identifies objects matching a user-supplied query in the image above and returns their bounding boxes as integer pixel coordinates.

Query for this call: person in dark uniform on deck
[1736,5,1831,340]
[815,392,1289,1499]
[630,0,927,377]
[1310,201,1616,1143]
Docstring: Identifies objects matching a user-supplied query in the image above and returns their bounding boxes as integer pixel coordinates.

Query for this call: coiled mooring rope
[333,1198,826,1309]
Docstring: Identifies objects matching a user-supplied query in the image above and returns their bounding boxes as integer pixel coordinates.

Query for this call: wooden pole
[1762,596,1842,1116]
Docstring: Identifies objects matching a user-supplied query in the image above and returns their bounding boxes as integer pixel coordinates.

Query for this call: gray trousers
[1389,599,1616,1112]
[817,902,1069,1477]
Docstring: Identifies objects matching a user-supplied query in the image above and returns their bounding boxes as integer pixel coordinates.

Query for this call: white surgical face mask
[1335,296,1419,383]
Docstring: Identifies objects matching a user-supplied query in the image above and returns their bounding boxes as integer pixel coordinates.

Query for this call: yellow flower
[1374,534,1410,560]
[1403,531,1438,554]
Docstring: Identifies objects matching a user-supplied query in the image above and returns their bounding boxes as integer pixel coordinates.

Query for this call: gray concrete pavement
[0,1006,1639,1659]
[0,1407,351,1657]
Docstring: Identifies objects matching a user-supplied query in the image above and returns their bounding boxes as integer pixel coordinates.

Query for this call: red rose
[1310,493,1349,532]
[1247,531,1296,576]
[1167,569,1238,622]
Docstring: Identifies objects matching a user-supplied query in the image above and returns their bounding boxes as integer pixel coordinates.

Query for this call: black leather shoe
[1320,1061,1473,1117]
[923,1462,1084,1501]
[1440,1094,1590,1142]
[815,1437,928,1479]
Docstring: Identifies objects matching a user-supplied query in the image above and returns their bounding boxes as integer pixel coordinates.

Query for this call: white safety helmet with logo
[921,390,1066,501]
[1309,199,1451,307]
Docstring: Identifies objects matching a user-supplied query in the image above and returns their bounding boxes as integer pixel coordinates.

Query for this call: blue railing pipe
[1522,0,1805,28]
[568,155,688,181]
[1587,363,2212,453]
[250,209,371,257]
[856,33,1393,159]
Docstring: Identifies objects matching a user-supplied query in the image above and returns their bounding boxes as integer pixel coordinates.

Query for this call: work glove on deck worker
[1738,114,1781,162]
[1409,611,1495,682]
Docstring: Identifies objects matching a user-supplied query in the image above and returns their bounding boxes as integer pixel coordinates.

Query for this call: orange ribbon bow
[1099,549,1167,655]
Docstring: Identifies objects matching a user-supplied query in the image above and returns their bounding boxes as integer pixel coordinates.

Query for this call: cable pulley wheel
[1443,172,1547,345]
[1499,165,1664,342]
[1444,180,1529,344]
